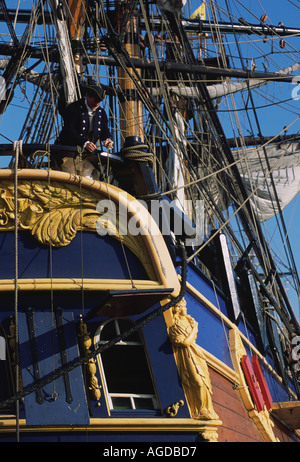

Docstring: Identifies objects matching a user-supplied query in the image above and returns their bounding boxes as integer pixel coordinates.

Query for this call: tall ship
[0,0,299,443]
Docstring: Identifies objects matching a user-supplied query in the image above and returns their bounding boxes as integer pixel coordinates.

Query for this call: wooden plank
[271,401,300,430]
[210,368,300,441]
[209,368,264,442]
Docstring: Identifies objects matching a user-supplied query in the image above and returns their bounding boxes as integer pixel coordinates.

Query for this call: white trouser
[60,157,99,180]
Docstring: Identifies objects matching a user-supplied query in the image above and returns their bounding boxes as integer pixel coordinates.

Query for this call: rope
[13,140,22,442]
[99,150,138,291]
[186,125,300,265]
[47,151,58,401]
[142,118,300,199]
[119,144,154,165]
[0,245,187,410]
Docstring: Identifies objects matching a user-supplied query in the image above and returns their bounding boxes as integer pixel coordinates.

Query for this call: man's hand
[85,141,97,152]
[103,138,114,150]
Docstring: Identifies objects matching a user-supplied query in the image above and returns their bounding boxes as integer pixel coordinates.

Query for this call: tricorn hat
[83,84,106,101]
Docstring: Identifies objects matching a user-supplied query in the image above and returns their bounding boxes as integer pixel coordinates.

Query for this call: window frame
[95,318,159,412]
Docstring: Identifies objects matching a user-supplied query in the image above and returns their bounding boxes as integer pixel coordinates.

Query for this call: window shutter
[19,309,89,426]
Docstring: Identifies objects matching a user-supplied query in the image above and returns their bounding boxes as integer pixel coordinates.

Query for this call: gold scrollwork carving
[78,316,101,404]
[166,400,184,417]
[0,179,156,280]
[0,180,100,246]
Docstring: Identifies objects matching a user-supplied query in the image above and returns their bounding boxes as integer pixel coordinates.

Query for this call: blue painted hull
[0,173,298,443]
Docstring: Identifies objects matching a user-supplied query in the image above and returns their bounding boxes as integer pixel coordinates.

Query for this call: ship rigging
[0,0,299,442]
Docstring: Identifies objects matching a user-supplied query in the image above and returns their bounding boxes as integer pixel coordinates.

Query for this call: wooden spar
[116,2,144,143]
[4,9,300,38]
[68,0,86,80]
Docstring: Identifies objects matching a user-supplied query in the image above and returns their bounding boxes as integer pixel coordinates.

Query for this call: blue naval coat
[56,98,112,148]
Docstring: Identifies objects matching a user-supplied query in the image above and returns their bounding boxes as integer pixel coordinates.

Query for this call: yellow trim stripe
[0,417,221,433]
[0,278,162,291]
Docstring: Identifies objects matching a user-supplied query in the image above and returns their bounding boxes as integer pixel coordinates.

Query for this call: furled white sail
[165,110,187,211]
[165,62,300,101]
[234,141,300,221]
[49,0,80,104]
[156,0,187,13]
[165,109,204,244]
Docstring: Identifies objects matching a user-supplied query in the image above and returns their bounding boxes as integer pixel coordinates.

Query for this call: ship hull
[0,170,298,443]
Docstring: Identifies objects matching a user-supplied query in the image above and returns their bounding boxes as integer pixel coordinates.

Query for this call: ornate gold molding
[184,280,298,400]
[229,327,279,442]
[0,417,225,439]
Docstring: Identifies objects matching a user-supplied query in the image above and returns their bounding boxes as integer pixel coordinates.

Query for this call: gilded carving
[0,180,114,245]
[168,298,219,421]
[201,428,219,442]
[0,180,87,244]
[166,400,184,417]
[0,179,155,280]
[78,316,102,404]
[229,327,279,442]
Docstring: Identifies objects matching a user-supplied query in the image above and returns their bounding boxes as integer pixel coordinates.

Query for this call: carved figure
[168,299,219,420]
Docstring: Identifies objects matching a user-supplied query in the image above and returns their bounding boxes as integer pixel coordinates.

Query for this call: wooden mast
[68,0,86,81]
[116,1,144,143]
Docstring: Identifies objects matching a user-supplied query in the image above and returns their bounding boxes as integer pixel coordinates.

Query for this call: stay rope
[13,140,21,442]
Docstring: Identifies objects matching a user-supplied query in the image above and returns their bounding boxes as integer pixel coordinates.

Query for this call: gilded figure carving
[168,298,219,421]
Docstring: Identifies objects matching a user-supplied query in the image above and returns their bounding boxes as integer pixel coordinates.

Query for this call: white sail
[165,110,187,211]
[163,62,300,101]
[156,0,187,12]
[234,141,300,221]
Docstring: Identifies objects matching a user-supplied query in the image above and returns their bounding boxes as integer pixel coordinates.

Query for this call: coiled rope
[119,143,154,166]
[0,245,187,410]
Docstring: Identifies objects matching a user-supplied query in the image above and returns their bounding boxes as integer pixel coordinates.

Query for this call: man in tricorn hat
[55,84,113,178]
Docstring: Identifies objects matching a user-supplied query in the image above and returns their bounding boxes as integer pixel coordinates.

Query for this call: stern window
[95,319,159,411]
